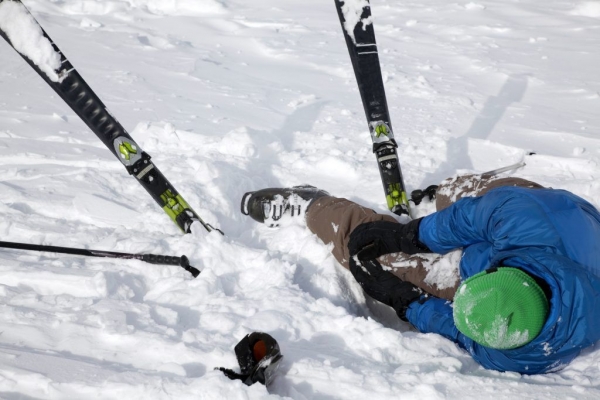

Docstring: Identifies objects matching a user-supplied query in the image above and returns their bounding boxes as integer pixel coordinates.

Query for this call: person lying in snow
[240,175,600,375]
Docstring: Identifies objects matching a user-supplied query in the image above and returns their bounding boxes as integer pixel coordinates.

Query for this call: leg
[307,196,460,300]
[306,196,397,268]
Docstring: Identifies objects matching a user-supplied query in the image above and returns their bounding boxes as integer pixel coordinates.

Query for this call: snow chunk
[483,315,530,349]
[288,94,317,109]
[391,249,462,290]
[339,0,373,43]
[79,18,102,30]
[47,0,227,17]
[131,0,227,16]
[464,3,486,11]
[0,0,63,82]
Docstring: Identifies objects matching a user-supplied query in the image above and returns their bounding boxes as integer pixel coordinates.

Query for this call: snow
[338,0,373,43]
[483,315,530,350]
[0,0,63,82]
[0,0,598,398]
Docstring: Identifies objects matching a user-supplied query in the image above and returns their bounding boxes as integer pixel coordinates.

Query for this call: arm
[405,297,463,342]
[418,196,488,254]
[405,298,538,374]
[418,188,564,255]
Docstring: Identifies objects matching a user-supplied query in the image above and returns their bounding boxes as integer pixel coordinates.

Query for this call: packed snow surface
[0,0,599,399]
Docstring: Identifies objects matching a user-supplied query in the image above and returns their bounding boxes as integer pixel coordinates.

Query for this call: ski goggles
[218,332,283,387]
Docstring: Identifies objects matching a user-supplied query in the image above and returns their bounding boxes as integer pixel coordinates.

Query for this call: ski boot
[241,185,329,227]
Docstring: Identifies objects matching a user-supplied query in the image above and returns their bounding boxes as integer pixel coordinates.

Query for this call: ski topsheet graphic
[334,0,410,215]
[0,0,219,234]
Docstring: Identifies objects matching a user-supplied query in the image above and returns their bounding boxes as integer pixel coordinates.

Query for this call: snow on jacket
[406,186,600,374]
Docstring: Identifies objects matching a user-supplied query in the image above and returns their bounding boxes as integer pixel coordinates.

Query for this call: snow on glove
[348,218,431,260]
[349,257,423,321]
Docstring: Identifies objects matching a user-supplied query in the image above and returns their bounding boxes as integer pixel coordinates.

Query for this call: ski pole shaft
[0,240,200,278]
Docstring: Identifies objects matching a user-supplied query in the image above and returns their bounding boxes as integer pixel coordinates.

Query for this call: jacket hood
[484,248,600,372]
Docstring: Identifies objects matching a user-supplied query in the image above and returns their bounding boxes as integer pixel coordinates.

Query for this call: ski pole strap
[216,368,252,384]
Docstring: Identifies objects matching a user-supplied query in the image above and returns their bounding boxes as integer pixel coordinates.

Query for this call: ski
[480,152,534,179]
[481,161,526,179]
[0,0,220,234]
[334,0,410,215]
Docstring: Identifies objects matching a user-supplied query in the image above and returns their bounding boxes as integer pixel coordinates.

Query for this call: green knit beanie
[453,267,549,350]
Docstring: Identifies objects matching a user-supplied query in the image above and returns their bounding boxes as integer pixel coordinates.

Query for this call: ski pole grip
[143,254,179,265]
[142,254,200,278]
[179,255,201,278]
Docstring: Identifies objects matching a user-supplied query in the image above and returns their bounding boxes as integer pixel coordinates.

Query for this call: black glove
[349,257,423,321]
[348,218,431,261]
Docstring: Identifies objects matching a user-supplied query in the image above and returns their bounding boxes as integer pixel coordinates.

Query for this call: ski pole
[0,240,200,278]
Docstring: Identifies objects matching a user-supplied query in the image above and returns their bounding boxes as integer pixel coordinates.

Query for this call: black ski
[0,0,219,234]
[334,0,409,215]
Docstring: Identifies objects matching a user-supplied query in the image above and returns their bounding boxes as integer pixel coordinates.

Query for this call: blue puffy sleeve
[405,297,461,342]
[405,298,561,374]
[418,188,566,256]
[418,196,488,254]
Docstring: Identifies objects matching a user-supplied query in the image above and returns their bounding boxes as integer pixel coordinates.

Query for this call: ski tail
[0,0,219,234]
[334,0,410,215]
[481,161,526,179]
[480,153,534,179]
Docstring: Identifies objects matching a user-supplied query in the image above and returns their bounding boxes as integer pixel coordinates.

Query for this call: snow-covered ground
[0,0,599,398]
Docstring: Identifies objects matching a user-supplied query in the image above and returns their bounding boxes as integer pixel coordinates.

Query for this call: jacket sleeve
[418,188,565,255]
[405,298,551,374]
[405,297,462,342]
[418,196,487,253]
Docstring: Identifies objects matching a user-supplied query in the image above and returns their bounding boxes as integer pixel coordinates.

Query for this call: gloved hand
[348,218,431,261]
[349,257,423,321]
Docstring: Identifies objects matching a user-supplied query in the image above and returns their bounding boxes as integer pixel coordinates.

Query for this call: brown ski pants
[306,175,543,300]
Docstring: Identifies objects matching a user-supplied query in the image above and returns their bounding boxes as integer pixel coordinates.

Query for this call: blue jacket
[406,186,600,374]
